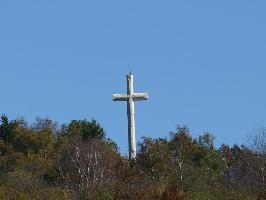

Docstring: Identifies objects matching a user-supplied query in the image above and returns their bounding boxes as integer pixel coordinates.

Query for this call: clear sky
[0,1,266,154]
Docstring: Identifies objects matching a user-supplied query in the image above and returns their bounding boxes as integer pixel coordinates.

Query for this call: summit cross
[113,73,148,159]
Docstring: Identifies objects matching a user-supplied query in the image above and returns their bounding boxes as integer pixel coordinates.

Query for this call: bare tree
[169,127,193,190]
[58,135,120,193]
[247,127,266,186]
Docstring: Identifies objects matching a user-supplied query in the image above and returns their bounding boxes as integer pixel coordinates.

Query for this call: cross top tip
[128,64,133,76]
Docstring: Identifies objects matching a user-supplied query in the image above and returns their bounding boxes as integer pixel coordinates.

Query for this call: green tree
[66,119,105,139]
[137,137,175,183]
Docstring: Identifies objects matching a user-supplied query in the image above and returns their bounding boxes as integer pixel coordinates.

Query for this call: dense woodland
[0,115,265,199]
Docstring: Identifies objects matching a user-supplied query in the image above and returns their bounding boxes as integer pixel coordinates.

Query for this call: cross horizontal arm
[132,93,148,101]
[113,94,129,101]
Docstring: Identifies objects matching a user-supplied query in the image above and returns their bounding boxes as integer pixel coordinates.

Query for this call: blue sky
[0,1,266,154]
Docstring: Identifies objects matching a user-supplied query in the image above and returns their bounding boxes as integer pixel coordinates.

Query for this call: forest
[0,115,265,200]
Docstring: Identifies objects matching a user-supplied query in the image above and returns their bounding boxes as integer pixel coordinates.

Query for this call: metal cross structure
[113,73,148,159]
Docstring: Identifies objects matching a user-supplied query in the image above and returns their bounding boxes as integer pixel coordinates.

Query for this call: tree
[247,127,266,187]
[57,119,120,198]
[58,136,120,191]
[66,119,105,140]
[197,132,215,150]
[169,126,193,189]
[137,137,175,182]
[0,115,16,142]
[113,159,162,200]
[161,184,186,200]
[31,117,58,134]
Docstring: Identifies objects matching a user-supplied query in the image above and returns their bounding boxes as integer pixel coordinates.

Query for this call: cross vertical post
[113,73,148,159]
[127,74,136,159]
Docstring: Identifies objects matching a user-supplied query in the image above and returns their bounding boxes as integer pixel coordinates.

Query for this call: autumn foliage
[0,115,264,199]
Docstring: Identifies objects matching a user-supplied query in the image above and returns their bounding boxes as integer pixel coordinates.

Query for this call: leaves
[0,115,262,199]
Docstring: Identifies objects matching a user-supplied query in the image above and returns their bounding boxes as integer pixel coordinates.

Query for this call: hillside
[0,115,264,199]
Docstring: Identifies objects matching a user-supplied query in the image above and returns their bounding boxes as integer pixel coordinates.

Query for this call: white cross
[113,73,148,159]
